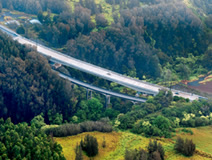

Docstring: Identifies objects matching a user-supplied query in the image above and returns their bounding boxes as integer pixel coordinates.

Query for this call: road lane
[0,24,202,101]
[58,72,147,102]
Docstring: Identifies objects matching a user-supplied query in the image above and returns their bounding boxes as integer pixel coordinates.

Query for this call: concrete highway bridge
[0,24,202,101]
[57,71,147,107]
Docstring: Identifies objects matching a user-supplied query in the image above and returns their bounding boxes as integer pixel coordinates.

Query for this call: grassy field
[175,126,212,155]
[55,131,121,160]
[55,126,212,160]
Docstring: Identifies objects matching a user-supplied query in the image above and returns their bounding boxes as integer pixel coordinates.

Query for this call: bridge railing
[0,24,203,100]
[20,35,164,89]
[0,25,18,37]
[34,39,203,98]
[57,71,147,102]
[21,37,202,99]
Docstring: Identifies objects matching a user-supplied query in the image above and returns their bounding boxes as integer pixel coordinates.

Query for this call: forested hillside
[0,0,68,14]
[0,118,65,160]
[190,0,212,15]
[0,0,212,159]
[1,0,211,80]
[0,33,78,123]
[0,31,131,125]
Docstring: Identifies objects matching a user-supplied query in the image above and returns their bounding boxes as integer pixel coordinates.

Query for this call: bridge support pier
[86,89,92,100]
[131,101,138,105]
[104,95,111,108]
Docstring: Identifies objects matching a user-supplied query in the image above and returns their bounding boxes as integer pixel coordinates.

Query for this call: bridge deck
[58,72,146,102]
[15,36,162,95]
[0,24,202,101]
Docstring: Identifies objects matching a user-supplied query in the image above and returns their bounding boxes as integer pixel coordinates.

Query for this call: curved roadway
[0,25,202,101]
[58,72,147,102]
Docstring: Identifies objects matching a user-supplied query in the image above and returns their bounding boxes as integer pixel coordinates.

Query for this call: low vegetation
[55,132,121,160]
[175,126,212,155]
[125,140,165,160]
[116,90,212,138]
[80,134,99,157]
[174,137,195,156]
[44,118,112,137]
[55,129,212,160]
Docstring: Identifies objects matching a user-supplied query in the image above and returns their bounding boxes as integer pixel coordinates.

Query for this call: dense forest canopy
[190,0,212,15]
[0,0,69,14]
[0,0,211,79]
[0,33,78,123]
[0,1,212,159]
[0,0,211,125]
[0,118,65,160]
[0,32,131,125]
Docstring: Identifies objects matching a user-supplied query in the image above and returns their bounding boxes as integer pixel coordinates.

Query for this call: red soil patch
[181,80,188,85]
[189,81,212,94]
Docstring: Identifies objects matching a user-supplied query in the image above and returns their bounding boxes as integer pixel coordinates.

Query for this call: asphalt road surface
[0,24,202,101]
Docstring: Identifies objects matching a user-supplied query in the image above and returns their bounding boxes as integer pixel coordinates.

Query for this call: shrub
[183,139,196,156]
[181,128,193,135]
[44,120,112,137]
[153,116,172,138]
[30,114,46,128]
[75,144,83,160]
[102,137,106,148]
[195,117,209,126]
[148,140,165,160]
[174,136,184,153]
[125,148,148,160]
[124,140,165,160]
[80,135,98,157]
[174,137,195,156]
